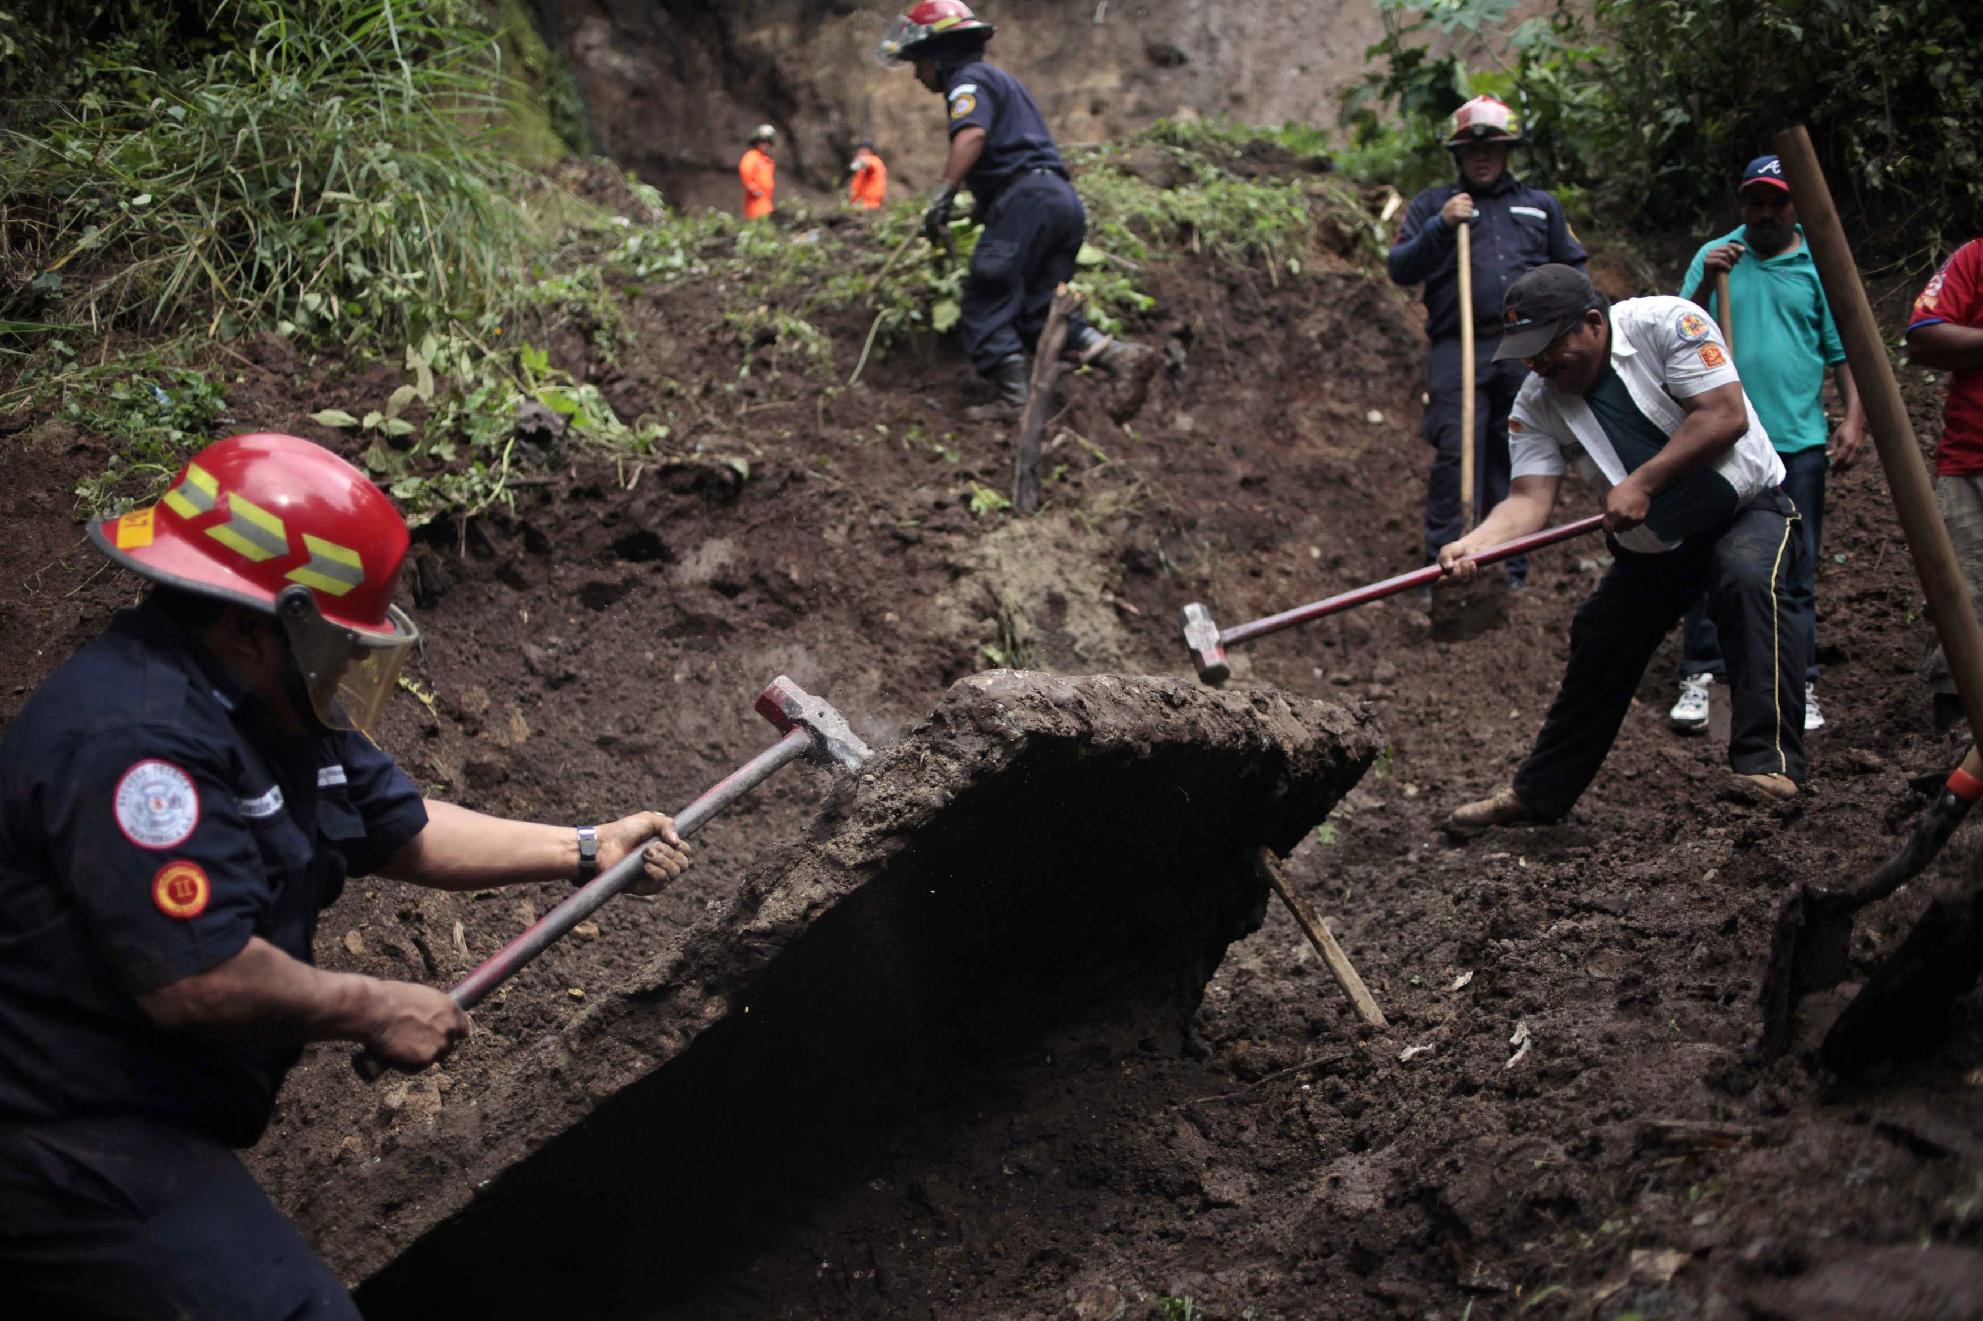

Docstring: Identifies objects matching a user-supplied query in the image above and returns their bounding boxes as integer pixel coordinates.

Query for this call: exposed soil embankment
[309,672,1375,1310]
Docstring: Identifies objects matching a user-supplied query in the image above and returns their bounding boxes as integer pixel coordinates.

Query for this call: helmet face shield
[875,15,928,64]
[276,585,418,733]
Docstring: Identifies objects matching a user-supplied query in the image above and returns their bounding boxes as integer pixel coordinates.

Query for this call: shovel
[1754,127,1983,1066]
[1430,219,1507,640]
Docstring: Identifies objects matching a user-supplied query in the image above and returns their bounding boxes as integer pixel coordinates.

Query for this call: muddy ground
[5,194,1982,1318]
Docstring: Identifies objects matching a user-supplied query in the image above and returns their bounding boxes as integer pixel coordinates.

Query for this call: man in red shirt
[1907,237,1983,731]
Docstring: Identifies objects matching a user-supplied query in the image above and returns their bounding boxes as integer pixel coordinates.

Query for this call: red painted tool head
[755,676,874,771]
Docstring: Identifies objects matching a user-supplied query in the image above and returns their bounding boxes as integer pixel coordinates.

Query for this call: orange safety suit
[847,148,888,210]
[739,146,775,219]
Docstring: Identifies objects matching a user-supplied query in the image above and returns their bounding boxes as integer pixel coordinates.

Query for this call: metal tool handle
[353,727,815,1082]
[1221,515,1606,649]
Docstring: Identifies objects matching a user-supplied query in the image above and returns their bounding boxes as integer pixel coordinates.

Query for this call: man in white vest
[1441,264,1807,833]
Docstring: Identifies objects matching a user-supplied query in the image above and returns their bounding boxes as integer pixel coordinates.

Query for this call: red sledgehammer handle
[1222,515,1606,648]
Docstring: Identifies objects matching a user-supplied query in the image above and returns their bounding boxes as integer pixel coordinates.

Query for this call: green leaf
[310,408,360,429]
[382,418,416,437]
[361,410,384,430]
[932,298,961,334]
[385,384,419,419]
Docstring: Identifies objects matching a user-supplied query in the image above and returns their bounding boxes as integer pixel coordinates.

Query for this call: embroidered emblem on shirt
[1699,343,1727,368]
[1678,313,1710,343]
[947,83,978,100]
[152,860,211,919]
[237,785,285,819]
[114,760,200,850]
[1508,417,1524,433]
[317,764,349,789]
[949,94,977,120]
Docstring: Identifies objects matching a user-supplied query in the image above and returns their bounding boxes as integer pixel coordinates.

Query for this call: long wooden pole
[1458,222,1476,531]
[1012,284,1078,515]
[1774,125,1983,741]
[1254,848,1386,1028]
[1713,269,1736,362]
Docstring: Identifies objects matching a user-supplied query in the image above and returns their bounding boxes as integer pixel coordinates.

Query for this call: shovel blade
[1757,883,1859,1060]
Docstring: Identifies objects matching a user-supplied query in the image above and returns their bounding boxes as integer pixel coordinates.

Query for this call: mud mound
[304,671,1377,1312]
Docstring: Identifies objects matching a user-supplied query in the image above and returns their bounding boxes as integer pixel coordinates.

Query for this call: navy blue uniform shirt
[0,599,427,1147]
[943,60,1064,211]
[1388,172,1587,341]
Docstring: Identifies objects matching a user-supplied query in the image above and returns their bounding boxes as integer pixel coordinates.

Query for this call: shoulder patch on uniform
[237,785,285,819]
[152,860,211,920]
[949,94,977,120]
[947,82,978,100]
[1699,343,1727,368]
[1677,312,1710,343]
[1508,417,1524,433]
[114,759,200,850]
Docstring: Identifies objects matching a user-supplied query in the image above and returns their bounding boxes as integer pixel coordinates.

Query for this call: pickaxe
[355,675,873,1080]
[1181,515,1606,685]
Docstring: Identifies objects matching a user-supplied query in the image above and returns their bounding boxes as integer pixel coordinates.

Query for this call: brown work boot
[1444,787,1540,836]
[1068,333,1153,375]
[1732,771,1799,803]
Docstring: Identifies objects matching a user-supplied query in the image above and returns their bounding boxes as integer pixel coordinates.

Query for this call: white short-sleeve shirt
[1508,295,1787,554]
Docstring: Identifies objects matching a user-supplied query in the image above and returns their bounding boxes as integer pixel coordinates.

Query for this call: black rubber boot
[965,353,1030,421]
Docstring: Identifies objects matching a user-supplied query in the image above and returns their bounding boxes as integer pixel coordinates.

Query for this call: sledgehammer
[354,675,873,1081]
[1181,515,1606,685]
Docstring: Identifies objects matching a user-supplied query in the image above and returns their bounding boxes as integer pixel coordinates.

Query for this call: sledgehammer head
[755,676,875,771]
[1180,602,1230,686]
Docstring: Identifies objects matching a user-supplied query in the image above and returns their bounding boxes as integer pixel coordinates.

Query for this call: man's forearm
[137,936,384,1048]
[1837,362,1865,426]
[1908,322,1983,372]
[1464,487,1554,549]
[382,800,580,890]
[941,128,986,186]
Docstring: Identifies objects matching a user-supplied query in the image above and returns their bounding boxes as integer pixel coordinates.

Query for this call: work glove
[922,182,959,246]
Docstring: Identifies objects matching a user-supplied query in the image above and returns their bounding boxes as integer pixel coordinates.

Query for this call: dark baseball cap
[1493,264,1606,362]
[1740,154,1789,193]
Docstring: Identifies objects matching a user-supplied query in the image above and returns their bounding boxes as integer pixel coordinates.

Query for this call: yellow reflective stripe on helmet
[161,462,219,520]
[206,491,288,562]
[285,533,365,597]
[932,15,959,29]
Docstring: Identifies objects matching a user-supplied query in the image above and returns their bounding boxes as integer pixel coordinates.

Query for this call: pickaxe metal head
[1180,603,1230,686]
[755,676,874,771]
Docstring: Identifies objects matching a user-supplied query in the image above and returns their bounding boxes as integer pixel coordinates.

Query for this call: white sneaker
[1804,685,1825,732]
[1669,674,1711,733]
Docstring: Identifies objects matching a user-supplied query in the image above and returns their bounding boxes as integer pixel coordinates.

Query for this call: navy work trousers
[0,1116,359,1320]
[960,171,1097,374]
[1680,445,1826,685]
[1423,335,1530,582]
[1514,491,1809,818]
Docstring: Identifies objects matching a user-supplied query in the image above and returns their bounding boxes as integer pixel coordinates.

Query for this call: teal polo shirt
[1680,225,1844,454]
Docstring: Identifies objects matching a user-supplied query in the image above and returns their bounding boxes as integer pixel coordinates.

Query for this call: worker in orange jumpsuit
[846,139,888,210]
[739,124,776,220]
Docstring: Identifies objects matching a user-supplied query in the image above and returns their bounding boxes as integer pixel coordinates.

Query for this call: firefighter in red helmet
[0,433,690,1318]
[879,0,1150,417]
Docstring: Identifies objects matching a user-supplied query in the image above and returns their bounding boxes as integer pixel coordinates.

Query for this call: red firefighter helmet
[877,0,995,64]
[88,432,420,732]
[1444,95,1525,147]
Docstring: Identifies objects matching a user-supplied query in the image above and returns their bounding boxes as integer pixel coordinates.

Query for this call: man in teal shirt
[1666,154,1865,736]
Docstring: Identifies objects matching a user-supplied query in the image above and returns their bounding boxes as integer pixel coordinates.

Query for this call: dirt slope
[3,171,1981,1317]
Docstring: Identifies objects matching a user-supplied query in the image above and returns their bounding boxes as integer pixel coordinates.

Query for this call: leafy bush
[64,366,231,515]
[1341,0,1981,251]
[0,0,541,351]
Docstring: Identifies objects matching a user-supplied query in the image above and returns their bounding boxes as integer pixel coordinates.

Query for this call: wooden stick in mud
[1775,125,1983,740]
[1713,269,1736,361]
[1253,847,1388,1028]
[1012,284,1079,515]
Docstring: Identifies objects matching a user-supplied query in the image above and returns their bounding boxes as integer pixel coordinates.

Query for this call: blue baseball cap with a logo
[1740,155,1789,193]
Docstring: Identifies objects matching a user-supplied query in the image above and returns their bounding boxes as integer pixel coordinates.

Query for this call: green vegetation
[1340,0,1981,250]
[1,4,1388,529]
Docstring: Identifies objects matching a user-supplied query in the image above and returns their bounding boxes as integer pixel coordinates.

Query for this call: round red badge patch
[152,861,211,920]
